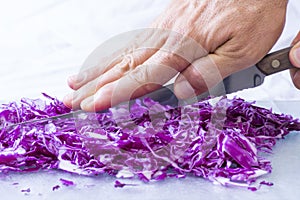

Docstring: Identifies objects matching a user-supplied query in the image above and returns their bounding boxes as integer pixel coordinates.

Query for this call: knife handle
[256,46,295,75]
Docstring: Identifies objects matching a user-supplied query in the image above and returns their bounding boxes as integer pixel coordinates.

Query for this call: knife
[141,46,296,106]
[2,46,295,129]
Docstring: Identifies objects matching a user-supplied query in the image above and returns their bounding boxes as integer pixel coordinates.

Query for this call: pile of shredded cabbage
[0,93,299,190]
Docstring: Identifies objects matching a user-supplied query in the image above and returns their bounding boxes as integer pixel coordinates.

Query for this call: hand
[290,31,300,89]
[64,0,288,111]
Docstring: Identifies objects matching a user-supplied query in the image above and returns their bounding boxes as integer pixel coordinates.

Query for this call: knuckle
[128,66,156,94]
[123,54,136,70]
[153,51,188,71]
[129,65,151,85]
[119,51,144,74]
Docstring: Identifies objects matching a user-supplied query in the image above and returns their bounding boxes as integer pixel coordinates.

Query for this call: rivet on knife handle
[256,46,295,75]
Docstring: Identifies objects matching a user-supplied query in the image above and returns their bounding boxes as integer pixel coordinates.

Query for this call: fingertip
[67,73,87,90]
[174,76,195,99]
[290,44,300,68]
[67,75,78,90]
[63,93,73,109]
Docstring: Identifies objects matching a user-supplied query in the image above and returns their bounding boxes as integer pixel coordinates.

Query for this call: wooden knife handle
[256,46,295,75]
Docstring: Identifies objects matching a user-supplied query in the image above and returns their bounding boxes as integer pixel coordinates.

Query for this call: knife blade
[2,46,295,129]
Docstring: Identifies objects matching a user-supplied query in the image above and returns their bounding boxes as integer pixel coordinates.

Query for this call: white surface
[0,0,300,199]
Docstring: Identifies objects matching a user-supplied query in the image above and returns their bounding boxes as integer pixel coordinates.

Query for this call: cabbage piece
[21,188,31,193]
[0,94,300,191]
[52,185,60,191]
[114,180,137,188]
[59,178,75,186]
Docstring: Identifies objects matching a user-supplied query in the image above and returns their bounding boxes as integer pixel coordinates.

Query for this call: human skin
[290,32,300,89]
[63,0,289,111]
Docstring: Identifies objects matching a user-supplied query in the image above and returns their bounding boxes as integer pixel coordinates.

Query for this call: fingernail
[69,73,85,83]
[293,47,300,66]
[175,80,195,99]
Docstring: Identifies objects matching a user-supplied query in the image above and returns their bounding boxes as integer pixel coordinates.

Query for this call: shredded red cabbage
[114,180,137,188]
[21,188,31,193]
[0,93,299,190]
[59,178,75,186]
[52,185,60,191]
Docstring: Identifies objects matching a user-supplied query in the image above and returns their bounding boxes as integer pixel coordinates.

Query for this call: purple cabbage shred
[114,180,138,188]
[59,178,75,186]
[52,185,60,191]
[21,188,31,193]
[0,93,300,191]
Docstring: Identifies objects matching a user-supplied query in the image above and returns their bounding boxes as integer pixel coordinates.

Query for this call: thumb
[290,41,300,68]
[290,39,300,90]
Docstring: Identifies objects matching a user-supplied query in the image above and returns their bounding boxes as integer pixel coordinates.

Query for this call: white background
[0,0,299,102]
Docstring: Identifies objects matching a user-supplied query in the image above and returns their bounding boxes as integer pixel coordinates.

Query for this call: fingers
[174,53,244,99]
[67,56,119,90]
[64,29,177,109]
[66,29,163,91]
[64,48,157,109]
[67,42,137,91]
[78,33,208,111]
[80,50,192,111]
[289,32,300,89]
[64,29,208,111]
[290,32,300,67]
[80,65,177,112]
[290,42,300,67]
